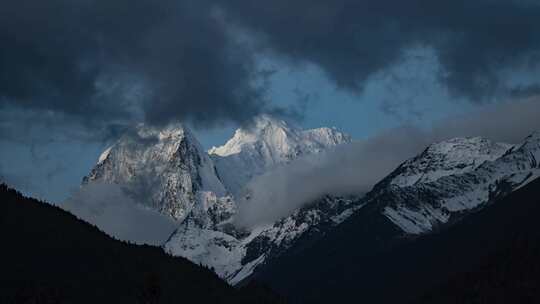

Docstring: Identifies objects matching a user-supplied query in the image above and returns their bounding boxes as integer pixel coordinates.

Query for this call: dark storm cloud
[0,0,269,131]
[2,0,540,137]
[220,0,540,101]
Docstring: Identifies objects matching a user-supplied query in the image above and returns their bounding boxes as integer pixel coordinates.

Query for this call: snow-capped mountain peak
[210,115,350,158]
[209,115,295,157]
[209,115,351,195]
[83,123,227,221]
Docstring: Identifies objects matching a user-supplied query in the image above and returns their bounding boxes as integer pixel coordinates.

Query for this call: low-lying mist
[63,183,177,245]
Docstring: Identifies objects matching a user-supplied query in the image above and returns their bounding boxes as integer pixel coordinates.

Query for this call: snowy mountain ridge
[378,133,540,234]
[387,137,513,187]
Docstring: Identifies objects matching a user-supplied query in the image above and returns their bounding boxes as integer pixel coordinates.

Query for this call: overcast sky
[2,0,540,203]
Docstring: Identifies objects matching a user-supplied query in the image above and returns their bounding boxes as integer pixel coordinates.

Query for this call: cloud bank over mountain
[235,97,540,228]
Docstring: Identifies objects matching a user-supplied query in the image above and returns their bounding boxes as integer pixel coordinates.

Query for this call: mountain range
[78,115,540,301]
[82,115,355,283]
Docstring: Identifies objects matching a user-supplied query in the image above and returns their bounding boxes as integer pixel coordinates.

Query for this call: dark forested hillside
[254,178,540,303]
[0,184,282,304]
[418,236,540,304]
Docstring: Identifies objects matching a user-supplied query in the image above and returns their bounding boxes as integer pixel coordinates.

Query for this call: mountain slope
[0,183,282,303]
[254,176,540,303]
[418,236,540,303]
[163,194,362,284]
[250,133,540,303]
